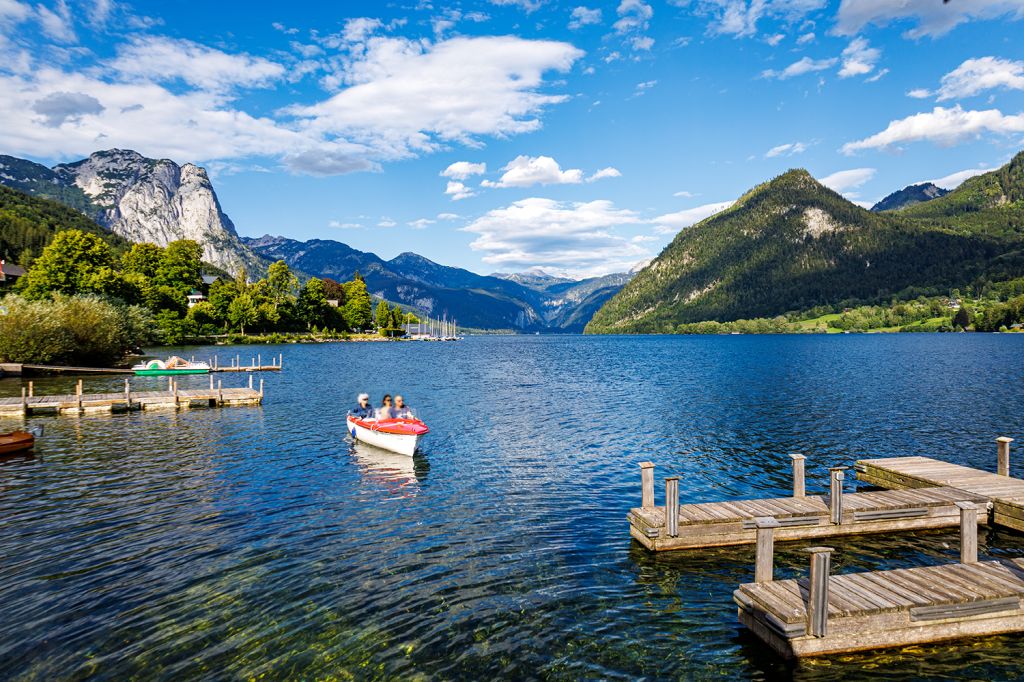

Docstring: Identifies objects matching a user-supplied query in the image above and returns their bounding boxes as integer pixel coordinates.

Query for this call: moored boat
[133,356,211,376]
[0,430,35,455]
[346,415,429,456]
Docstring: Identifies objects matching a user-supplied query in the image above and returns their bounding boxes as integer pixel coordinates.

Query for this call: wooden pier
[628,458,988,551]
[0,376,264,416]
[734,501,1024,658]
[0,353,283,377]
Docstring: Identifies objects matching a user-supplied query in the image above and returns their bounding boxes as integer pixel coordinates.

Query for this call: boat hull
[347,416,425,457]
[0,431,34,455]
[133,368,210,376]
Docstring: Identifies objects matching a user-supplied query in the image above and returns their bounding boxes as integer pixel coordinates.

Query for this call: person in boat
[351,393,375,419]
[376,394,394,419]
[393,395,413,419]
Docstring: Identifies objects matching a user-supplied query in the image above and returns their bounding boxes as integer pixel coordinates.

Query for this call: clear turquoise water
[1,334,1023,680]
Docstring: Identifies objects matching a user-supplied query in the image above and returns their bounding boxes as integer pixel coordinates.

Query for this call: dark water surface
[2,335,1024,680]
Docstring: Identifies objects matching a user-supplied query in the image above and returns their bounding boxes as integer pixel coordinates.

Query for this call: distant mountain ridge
[871,182,949,212]
[587,153,1024,333]
[243,235,633,331]
[0,150,263,275]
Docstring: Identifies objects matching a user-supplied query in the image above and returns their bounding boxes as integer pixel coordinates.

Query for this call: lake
[2,334,1024,680]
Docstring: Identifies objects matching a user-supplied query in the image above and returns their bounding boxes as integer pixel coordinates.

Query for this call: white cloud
[765,33,785,46]
[31,90,104,127]
[408,218,435,229]
[482,155,584,187]
[614,0,654,51]
[907,88,932,98]
[569,6,602,29]
[462,197,646,276]
[587,166,621,182]
[652,200,735,232]
[289,35,583,160]
[835,0,1024,38]
[838,37,880,78]
[489,0,544,13]
[924,167,990,190]
[765,141,808,157]
[630,35,655,50]
[762,56,837,79]
[818,167,876,192]
[272,22,299,35]
[864,68,888,83]
[437,212,460,220]
[377,217,397,228]
[933,57,1024,101]
[673,190,698,198]
[109,36,286,91]
[796,31,815,44]
[441,161,486,180]
[36,0,75,43]
[445,181,476,200]
[634,79,657,95]
[842,105,1024,154]
[0,0,30,27]
[329,220,363,229]
[683,0,827,38]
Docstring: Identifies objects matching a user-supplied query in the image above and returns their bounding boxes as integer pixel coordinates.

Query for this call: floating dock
[628,457,988,550]
[0,376,264,416]
[0,353,283,377]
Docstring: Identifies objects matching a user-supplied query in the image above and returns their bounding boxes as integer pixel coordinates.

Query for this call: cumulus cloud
[462,197,646,276]
[761,56,837,79]
[587,166,621,182]
[31,91,104,127]
[682,0,827,38]
[933,57,1024,101]
[108,36,286,91]
[408,218,435,229]
[482,155,584,187]
[838,37,880,78]
[652,200,735,232]
[445,181,476,200]
[835,0,1024,38]
[841,105,1024,153]
[614,0,654,51]
[569,6,602,29]
[765,141,808,157]
[817,167,875,193]
[924,167,990,190]
[377,217,397,227]
[441,161,486,180]
[907,88,931,99]
[437,212,460,220]
[489,0,544,13]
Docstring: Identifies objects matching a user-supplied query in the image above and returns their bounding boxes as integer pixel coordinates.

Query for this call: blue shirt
[350,404,374,419]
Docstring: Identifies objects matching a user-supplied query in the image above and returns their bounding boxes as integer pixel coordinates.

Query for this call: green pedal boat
[133,356,211,376]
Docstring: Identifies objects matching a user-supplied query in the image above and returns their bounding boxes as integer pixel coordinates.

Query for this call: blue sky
[2,0,1024,277]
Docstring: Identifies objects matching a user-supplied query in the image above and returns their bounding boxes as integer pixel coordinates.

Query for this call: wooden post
[125,378,131,409]
[167,376,173,393]
[829,467,846,525]
[997,436,1014,477]
[665,477,680,538]
[790,453,805,498]
[217,379,223,404]
[251,356,255,368]
[804,547,834,638]
[209,374,214,390]
[259,378,264,398]
[279,353,283,368]
[754,517,780,583]
[639,462,655,509]
[27,381,33,398]
[956,501,978,564]
[21,386,27,412]
[235,354,239,368]
[249,373,254,390]
[258,353,261,368]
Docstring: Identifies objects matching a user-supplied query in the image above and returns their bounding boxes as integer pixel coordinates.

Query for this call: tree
[18,229,113,299]
[322,277,346,305]
[156,240,202,296]
[953,305,971,330]
[121,243,164,279]
[298,277,330,329]
[376,300,390,330]
[228,293,258,335]
[266,260,299,304]
[343,277,373,331]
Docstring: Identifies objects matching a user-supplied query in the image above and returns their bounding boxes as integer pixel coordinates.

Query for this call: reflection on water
[0,335,1022,679]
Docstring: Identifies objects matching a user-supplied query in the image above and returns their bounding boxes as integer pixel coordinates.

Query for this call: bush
[0,294,154,365]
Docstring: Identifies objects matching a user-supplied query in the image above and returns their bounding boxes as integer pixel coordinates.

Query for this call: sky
[1,0,1024,278]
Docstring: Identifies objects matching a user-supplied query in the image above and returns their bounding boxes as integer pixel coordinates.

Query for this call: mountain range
[242,235,632,331]
[586,151,1024,333]
[870,182,949,212]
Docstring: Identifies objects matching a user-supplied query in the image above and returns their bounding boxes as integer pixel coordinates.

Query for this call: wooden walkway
[628,460,988,550]
[0,379,263,416]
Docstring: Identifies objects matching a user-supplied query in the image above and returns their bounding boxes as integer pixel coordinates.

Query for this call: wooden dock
[0,376,263,416]
[0,353,283,377]
[734,500,1024,658]
[628,458,988,550]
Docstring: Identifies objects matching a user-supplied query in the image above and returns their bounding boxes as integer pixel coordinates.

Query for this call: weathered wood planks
[0,386,263,416]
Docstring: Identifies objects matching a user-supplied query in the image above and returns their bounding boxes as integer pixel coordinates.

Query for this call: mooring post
[235,354,239,368]
[790,453,806,498]
[21,386,27,412]
[259,378,264,398]
[639,462,655,509]
[251,356,255,368]
[167,376,172,393]
[956,501,978,564]
[665,476,680,538]
[217,379,223,404]
[997,436,1014,477]
[754,517,780,583]
[804,547,834,638]
[27,381,33,398]
[258,353,261,368]
[249,373,254,390]
[829,467,846,525]
[209,374,214,390]
[76,380,82,411]
[279,353,283,368]
[125,378,131,409]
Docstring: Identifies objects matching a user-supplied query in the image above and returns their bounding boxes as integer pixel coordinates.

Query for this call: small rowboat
[347,415,429,457]
[0,430,35,456]
[133,356,210,376]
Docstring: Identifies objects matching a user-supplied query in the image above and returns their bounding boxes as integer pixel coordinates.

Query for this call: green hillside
[0,184,128,265]
[586,157,1024,334]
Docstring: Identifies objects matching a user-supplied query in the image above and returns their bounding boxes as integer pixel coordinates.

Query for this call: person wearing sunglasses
[350,393,374,419]
[376,394,395,419]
